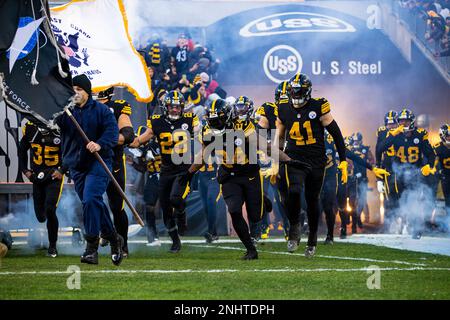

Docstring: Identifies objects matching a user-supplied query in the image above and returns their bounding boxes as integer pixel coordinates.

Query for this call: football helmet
[162,90,185,121]
[384,110,398,127]
[274,80,290,104]
[398,108,416,132]
[205,98,232,135]
[351,132,363,147]
[439,123,450,146]
[232,96,254,122]
[289,73,312,107]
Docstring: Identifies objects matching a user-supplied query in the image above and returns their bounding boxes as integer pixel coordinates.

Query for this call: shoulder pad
[314,98,330,114]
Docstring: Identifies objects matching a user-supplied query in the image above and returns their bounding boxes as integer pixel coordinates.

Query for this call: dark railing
[393,2,450,74]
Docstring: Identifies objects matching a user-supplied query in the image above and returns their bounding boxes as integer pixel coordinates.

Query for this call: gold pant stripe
[56,176,65,208]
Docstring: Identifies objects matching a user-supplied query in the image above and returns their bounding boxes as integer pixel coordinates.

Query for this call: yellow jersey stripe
[321,101,331,114]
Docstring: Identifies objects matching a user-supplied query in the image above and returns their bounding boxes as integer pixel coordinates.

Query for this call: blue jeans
[71,160,114,237]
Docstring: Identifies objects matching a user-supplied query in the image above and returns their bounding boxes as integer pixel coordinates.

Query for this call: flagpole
[63,104,145,227]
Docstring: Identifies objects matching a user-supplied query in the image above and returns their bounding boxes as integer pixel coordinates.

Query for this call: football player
[274,73,349,257]
[18,122,64,257]
[350,132,374,229]
[95,87,135,257]
[375,111,399,230]
[185,97,291,259]
[128,126,162,246]
[434,124,450,216]
[380,108,436,238]
[131,90,199,253]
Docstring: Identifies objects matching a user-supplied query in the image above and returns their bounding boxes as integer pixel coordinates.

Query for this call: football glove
[421,164,436,176]
[377,180,385,194]
[389,125,404,137]
[337,161,348,184]
[372,167,390,179]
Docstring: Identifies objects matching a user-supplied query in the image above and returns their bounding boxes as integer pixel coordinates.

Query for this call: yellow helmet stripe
[294,73,301,82]
[211,99,217,112]
[282,81,287,94]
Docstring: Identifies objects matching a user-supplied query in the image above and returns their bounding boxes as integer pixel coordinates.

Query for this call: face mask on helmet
[440,124,450,146]
[206,100,231,135]
[166,102,183,120]
[290,83,311,107]
[233,102,251,121]
[37,127,50,135]
[398,113,415,132]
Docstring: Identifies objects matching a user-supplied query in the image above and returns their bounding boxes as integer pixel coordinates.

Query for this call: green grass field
[1,238,450,300]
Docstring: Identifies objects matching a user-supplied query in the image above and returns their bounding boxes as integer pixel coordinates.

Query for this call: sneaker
[99,237,109,247]
[241,250,258,260]
[169,240,181,253]
[47,247,58,258]
[287,239,300,253]
[305,246,316,258]
[80,250,98,264]
[324,235,334,245]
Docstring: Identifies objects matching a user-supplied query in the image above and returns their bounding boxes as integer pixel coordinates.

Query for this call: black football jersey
[376,126,396,171]
[434,142,450,177]
[148,112,199,173]
[277,98,331,168]
[383,128,435,168]
[105,99,132,166]
[19,122,62,179]
[200,119,260,177]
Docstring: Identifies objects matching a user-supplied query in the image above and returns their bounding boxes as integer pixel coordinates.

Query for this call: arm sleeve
[325,120,346,162]
[96,106,120,151]
[375,130,384,167]
[347,149,373,170]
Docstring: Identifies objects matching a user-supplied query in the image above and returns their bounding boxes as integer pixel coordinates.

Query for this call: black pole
[64,107,144,227]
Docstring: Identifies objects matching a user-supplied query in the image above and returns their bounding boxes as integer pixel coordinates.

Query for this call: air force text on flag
[0,0,74,127]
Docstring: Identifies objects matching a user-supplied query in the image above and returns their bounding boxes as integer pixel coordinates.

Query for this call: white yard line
[1,266,450,276]
[188,244,428,266]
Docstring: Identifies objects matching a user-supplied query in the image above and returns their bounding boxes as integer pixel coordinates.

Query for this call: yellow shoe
[261,227,270,240]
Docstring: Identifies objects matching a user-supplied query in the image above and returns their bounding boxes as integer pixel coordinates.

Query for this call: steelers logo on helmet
[439,123,450,145]
[289,73,312,108]
[398,108,416,132]
[233,96,254,122]
[384,110,398,126]
[163,90,185,121]
[206,98,232,135]
[274,80,290,104]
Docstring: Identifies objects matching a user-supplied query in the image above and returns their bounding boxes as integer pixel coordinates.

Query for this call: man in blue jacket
[54,74,123,266]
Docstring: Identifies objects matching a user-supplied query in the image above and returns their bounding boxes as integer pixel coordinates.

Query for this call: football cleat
[204,232,219,244]
[305,246,316,258]
[169,240,181,253]
[340,227,347,239]
[46,247,58,258]
[287,239,300,253]
[80,251,98,265]
[146,238,161,247]
[324,235,334,245]
[110,234,124,266]
[241,250,258,260]
[99,237,109,247]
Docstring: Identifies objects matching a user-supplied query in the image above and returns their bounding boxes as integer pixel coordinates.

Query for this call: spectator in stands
[171,33,190,77]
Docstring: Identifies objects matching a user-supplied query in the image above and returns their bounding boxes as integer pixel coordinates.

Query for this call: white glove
[377,180,385,194]
[128,148,143,158]
[145,149,155,161]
